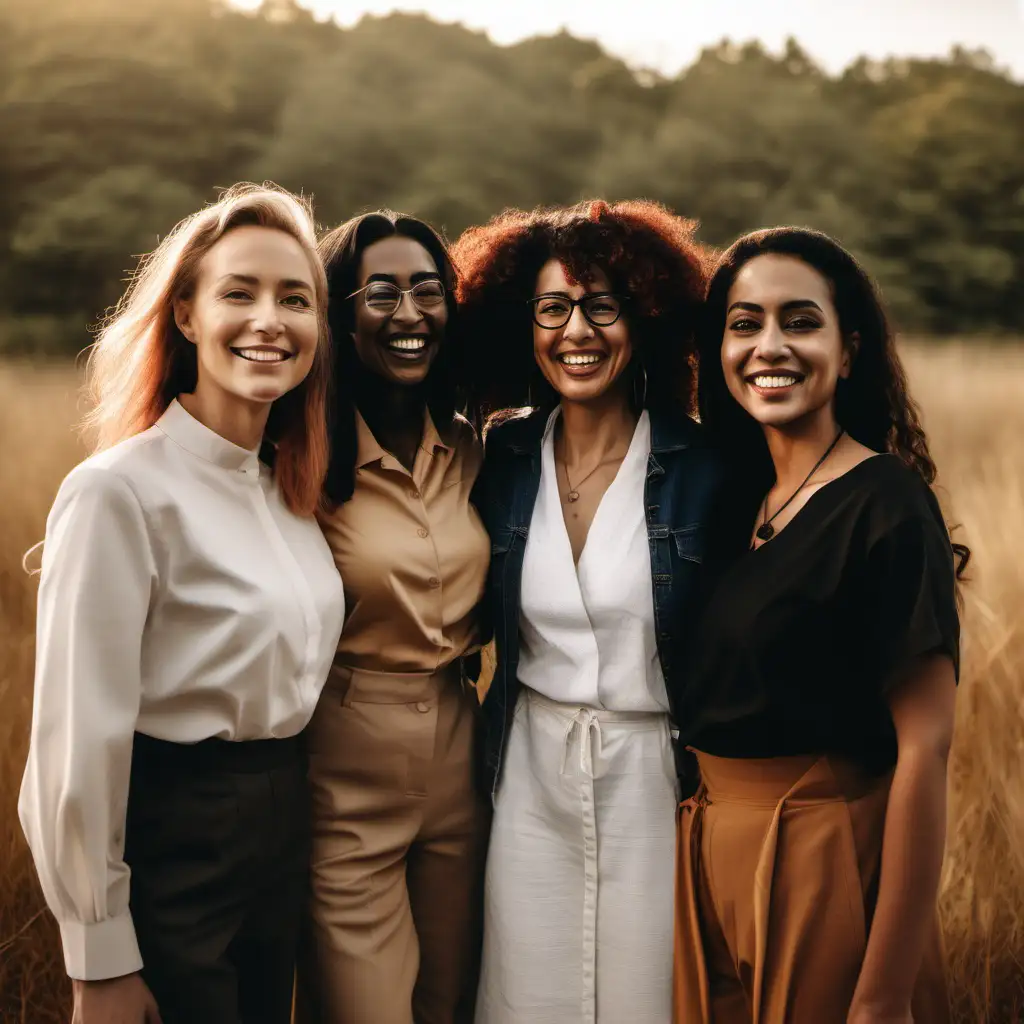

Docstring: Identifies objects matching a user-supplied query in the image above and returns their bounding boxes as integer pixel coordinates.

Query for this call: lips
[554,349,607,378]
[744,369,805,394]
[383,334,432,360]
[230,345,292,363]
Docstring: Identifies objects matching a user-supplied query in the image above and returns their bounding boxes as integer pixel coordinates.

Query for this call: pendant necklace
[558,435,621,504]
[561,458,609,503]
[754,429,845,544]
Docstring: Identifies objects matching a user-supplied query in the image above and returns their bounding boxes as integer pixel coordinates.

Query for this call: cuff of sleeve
[60,913,143,981]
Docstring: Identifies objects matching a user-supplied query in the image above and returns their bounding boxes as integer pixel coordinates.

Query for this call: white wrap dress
[475,408,678,1024]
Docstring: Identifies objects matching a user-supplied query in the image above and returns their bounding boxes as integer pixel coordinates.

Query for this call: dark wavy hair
[697,226,969,577]
[451,199,711,421]
[319,210,460,505]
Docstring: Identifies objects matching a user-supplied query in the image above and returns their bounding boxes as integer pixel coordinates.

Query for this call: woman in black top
[673,228,967,1024]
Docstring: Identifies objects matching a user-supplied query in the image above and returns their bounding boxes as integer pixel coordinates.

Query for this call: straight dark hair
[697,226,970,577]
[319,211,460,506]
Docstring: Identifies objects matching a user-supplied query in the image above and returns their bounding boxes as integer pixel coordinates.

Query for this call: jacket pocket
[672,525,703,564]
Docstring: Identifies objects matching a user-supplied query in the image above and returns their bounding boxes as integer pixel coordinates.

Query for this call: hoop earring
[633,361,648,409]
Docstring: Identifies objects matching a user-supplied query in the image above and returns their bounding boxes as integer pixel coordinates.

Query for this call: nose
[562,303,594,342]
[752,318,789,362]
[391,290,425,326]
[251,295,284,338]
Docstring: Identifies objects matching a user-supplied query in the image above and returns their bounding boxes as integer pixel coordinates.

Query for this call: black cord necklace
[754,429,845,544]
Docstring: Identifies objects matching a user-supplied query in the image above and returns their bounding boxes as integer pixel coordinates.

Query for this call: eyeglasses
[346,279,447,315]
[527,292,626,330]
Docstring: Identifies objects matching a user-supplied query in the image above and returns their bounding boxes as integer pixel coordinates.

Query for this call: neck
[178,386,269,451]
[763,410,842,492]
[558,389,638,466]
[355,365,426,439]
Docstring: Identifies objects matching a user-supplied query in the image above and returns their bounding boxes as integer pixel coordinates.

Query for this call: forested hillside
[1,0,1021,348]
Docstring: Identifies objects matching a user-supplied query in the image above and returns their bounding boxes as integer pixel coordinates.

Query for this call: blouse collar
[355,407,454,470]
[156,399,262,476]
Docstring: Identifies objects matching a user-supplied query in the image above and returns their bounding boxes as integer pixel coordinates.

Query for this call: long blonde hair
[83,182,331,516]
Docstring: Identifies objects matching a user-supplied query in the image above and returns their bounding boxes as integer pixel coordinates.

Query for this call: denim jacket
[472,407,724,799]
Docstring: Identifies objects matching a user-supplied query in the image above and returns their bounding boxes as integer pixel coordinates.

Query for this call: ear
[173,296,197,345]
[840,330,860,379]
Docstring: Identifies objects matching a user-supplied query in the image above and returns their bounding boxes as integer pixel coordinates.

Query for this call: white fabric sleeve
[18,465,156,980]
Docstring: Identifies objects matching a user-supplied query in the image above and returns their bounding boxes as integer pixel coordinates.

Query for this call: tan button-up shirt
[319,409,489,675]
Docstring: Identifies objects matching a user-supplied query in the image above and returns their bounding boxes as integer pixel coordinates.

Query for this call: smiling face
[174,224,319,409]
[531,259,633,406]
[350,235,447,387]
[721,253,854,432]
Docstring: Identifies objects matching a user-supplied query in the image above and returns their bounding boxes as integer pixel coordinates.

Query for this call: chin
[743,400,821,430]
[555,377,621,405]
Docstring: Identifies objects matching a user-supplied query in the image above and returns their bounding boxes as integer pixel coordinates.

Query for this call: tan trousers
[296,665,489,1024]
[674,752,950,1024]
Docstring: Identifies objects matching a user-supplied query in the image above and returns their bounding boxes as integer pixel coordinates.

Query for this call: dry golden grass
[1,345,1022,1021]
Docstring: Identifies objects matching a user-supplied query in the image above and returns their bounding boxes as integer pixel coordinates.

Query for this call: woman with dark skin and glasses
[452,200,720,1024]
[295,212,489,1024]
[673,227,967,1024]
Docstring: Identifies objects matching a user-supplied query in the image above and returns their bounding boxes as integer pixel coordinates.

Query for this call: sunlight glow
[230,0,1024,78]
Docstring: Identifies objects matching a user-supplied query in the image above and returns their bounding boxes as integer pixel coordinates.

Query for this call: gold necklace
[561,457,611,503]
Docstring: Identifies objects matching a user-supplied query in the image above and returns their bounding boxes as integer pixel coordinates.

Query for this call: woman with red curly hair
[452,200,722,1023]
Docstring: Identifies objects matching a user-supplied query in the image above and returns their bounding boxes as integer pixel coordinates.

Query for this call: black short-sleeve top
[679,455,960,774]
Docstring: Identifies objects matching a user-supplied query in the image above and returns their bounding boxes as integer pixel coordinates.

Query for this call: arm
[848,652,956,1024]
[18,466,156,983]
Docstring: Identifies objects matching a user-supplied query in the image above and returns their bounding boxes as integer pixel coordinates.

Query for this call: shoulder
[854,454,943,514]
[846,455,949,545]
[49,430,166,522]
[57,433,159,501]
[648,406,706,451]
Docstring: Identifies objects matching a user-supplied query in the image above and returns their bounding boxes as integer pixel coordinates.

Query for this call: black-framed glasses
[346,279,447,315]
[527,292,626,330]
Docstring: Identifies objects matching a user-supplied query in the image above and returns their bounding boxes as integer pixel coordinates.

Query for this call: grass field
[1,345,1022,1022]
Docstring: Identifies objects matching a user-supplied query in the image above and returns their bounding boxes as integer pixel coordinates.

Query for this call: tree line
[1,0,1021,353]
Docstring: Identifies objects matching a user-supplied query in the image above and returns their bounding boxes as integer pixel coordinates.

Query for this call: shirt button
[408,488,420,500]
[417,527,429,539]
[416,702,430,714]
[428,576,440,589]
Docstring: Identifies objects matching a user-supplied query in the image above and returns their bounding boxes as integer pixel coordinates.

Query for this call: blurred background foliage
[0,0,1021,352]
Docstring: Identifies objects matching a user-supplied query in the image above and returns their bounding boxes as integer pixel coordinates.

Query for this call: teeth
[560,353,602,366]
[388,337,427,351]
[234,349,288,363]
[753,375,799,389]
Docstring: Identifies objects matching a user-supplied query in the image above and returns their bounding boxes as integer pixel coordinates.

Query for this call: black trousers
[124,731,309,1024]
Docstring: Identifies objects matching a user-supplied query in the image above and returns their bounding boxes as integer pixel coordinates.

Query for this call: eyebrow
[533,290,613,299]
[218,273,313,291]
[727,299,824,314]
[365,271,442,285]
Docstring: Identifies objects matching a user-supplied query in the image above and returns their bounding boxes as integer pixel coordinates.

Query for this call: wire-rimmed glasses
[346,279,447,315]
[527,292,625,330]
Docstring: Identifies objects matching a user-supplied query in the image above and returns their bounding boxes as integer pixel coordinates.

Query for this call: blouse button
[428,576,441,589]
[418,527,429,539]
[408,488,420,500]
[416,702,430,714]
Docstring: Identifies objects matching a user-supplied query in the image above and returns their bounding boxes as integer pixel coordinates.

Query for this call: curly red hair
[452,199,712,420]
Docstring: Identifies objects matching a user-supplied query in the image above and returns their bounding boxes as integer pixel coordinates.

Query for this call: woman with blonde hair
[18,183,346,1024]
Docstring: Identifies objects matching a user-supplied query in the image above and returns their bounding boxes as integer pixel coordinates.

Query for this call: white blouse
[517,408,668,712]
[18,399,345,982]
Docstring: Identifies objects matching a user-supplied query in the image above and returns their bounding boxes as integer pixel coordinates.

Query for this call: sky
[236,0,1024,79]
